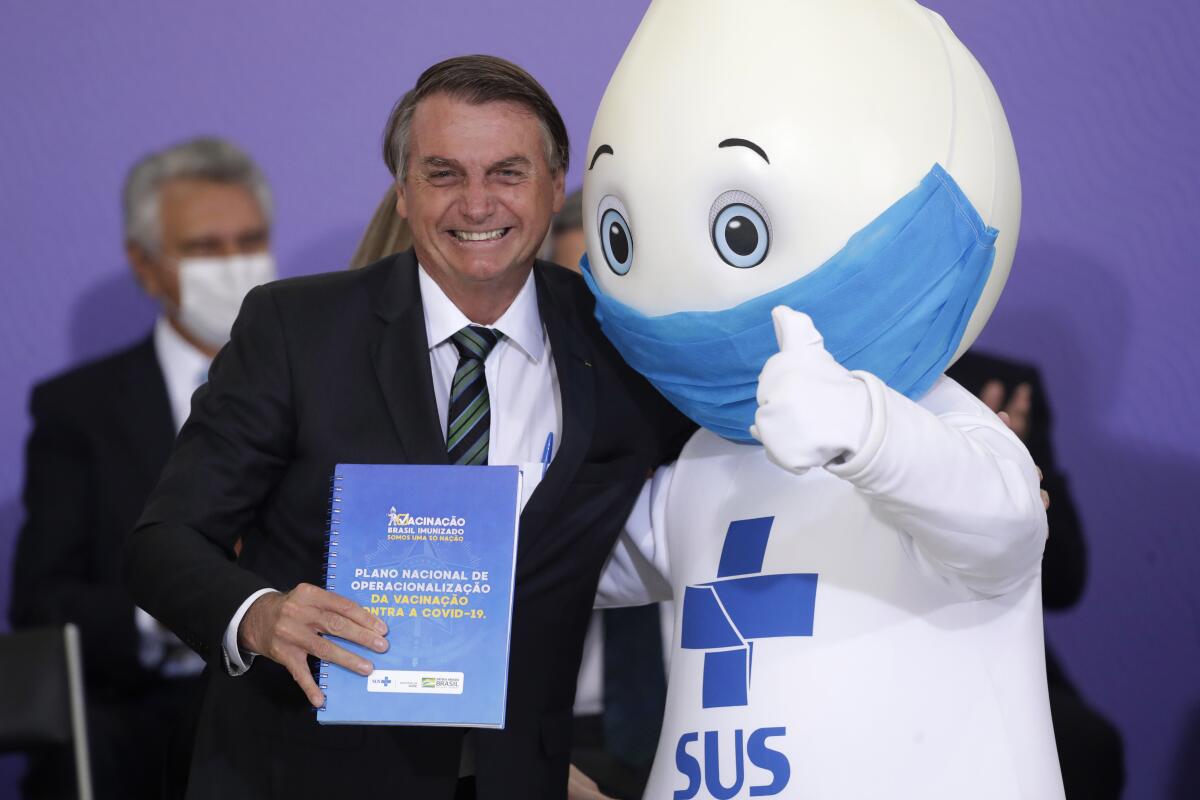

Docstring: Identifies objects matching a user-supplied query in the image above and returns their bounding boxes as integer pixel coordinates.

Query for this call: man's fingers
[308,632,375,676]
[252,584,388,704]
[271,613,376,675]
[296,583,388,637]
[283,654,325,708]
[317,610,389,654]
[980,380,1005,412]
[322,590,389,637]
[285,585,389,647]
[1041,489,1051,511]
[1002,382,1032,439]
[1008,382,1033,415]
[243,585,380,706]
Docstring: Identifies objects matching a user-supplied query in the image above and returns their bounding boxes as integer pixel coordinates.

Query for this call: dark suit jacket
[11,335,176,693]
[124,251,693,800]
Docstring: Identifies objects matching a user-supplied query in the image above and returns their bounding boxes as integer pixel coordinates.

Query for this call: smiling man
[124,56,692,800]
[395,91,566,324]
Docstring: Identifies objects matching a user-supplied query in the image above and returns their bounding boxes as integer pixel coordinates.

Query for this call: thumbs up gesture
[750,306,872,474]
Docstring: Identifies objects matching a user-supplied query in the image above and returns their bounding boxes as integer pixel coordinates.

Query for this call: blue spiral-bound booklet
[318,463,521,727]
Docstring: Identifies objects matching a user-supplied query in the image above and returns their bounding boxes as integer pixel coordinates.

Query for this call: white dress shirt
[222,264,561,673]
[419,264,562,468]
[133,317,211,676]
[154,316,211,434]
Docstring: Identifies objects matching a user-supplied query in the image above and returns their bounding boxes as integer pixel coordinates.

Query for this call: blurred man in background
[10,136,276,799]
[548,189,585,272]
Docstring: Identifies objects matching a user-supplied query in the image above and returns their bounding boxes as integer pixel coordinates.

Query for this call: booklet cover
[318,463,521,727]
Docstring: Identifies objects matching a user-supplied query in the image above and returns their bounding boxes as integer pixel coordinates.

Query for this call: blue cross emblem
[379,675,392,687]
[680,517,818,709]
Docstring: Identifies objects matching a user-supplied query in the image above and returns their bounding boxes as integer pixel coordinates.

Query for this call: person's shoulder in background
[236,253,408,352]
[29,335,159,421]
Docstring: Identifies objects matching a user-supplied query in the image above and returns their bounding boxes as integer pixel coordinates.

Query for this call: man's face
[128,178,270,308]
[396,94,565,292]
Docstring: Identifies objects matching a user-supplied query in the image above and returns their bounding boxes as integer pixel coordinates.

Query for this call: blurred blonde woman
[349,187,413,268]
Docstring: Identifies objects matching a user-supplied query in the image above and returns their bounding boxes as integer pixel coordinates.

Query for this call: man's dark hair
[383,54,570,181]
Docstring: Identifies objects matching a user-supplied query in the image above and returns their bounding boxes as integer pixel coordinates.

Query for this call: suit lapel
[518,265,596,551]
[368,257,596,558]
[368,252,448,466]
[117,336,177,483]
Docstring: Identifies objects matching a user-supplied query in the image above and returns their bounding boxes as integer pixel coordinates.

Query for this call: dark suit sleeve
[645,387,696,467]
[124,285,295,664]
[11,384,144,682]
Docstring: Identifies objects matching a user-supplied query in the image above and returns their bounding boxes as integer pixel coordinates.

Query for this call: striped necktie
[446,325,501,465]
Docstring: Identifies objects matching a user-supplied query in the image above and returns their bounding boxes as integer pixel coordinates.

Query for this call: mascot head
[581,0,1020,440]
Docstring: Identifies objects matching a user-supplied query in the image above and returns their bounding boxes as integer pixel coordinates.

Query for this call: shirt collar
[417,263,545,363]
[152,316,214,429]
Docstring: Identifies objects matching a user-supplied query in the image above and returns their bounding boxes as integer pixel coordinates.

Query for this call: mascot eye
[597,195,634,276]
[709,190,771,269]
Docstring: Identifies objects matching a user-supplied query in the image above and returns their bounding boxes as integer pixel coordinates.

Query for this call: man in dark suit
[124,56,692,800]
[11,137,276,798]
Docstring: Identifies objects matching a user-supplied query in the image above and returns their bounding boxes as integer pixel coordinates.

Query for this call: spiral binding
[316,470,345,713]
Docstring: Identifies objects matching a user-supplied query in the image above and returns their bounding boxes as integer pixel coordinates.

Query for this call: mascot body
[584,1,1064,797]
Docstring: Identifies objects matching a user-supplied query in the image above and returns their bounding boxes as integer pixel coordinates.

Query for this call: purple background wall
[1,1,1196,797]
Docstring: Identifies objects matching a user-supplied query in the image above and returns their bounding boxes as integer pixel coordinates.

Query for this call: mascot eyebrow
[719,138,770,164]
[588,144,615,170]
[588,139,768,171]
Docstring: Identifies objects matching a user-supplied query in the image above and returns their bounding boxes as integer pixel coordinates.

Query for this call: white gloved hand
[749,306,872,474]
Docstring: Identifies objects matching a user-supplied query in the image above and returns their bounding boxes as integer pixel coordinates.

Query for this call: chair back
[0,624,94,800]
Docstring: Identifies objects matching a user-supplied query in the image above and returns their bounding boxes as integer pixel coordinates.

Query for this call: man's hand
[238,583,389,707]
[980,379,1032,441]
[750,306,871,474]
[568,764,617,800]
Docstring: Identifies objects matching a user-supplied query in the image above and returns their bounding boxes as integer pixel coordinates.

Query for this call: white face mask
[176,252,277,348]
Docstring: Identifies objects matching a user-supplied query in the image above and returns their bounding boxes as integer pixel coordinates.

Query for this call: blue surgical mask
[580,164,997,444]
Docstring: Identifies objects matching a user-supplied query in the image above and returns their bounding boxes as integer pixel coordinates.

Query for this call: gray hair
[122,136,273,254]
[383,55,569,182]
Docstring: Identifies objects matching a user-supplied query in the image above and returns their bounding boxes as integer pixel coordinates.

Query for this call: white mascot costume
[583,0,1065,797]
